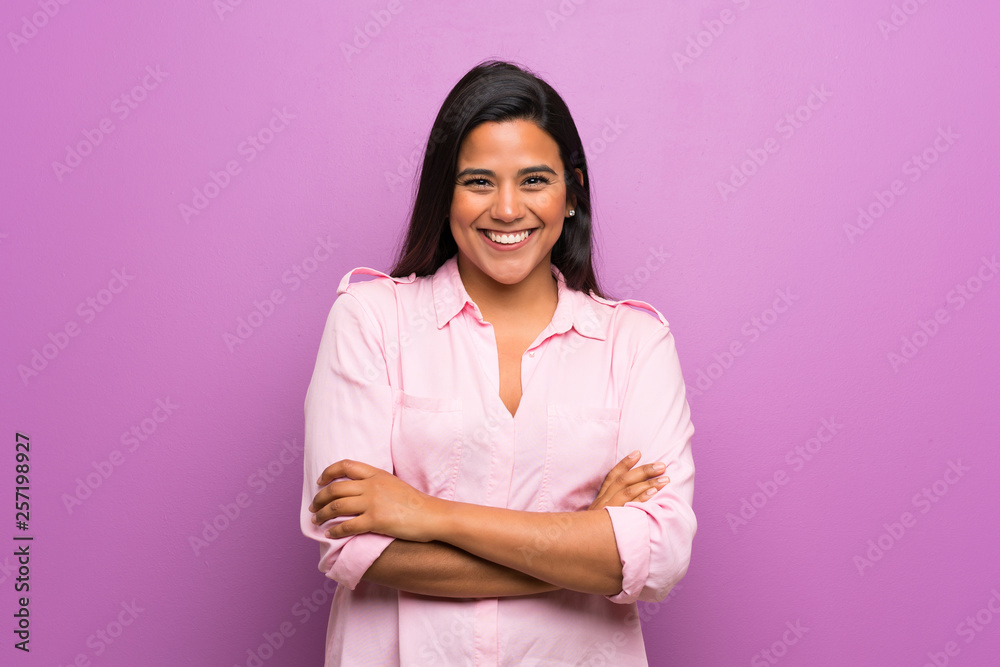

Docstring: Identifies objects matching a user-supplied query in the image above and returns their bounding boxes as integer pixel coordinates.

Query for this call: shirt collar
[431,253,610,341]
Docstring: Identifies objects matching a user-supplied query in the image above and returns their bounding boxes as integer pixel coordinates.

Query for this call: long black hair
[388,59,606,298]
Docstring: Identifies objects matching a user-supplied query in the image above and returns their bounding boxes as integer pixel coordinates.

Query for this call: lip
[480,228,536,251]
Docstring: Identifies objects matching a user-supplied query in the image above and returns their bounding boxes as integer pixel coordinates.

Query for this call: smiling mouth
[481,228,536,245]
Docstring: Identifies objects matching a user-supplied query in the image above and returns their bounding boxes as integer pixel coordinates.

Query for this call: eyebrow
[455,165,558,179]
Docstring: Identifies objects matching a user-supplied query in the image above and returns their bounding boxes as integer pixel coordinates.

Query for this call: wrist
[420,494,451,543]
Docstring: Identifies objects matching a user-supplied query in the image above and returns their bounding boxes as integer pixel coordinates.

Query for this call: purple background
[3,1,999,665]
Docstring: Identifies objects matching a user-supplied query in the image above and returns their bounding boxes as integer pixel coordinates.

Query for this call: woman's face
[449,119,577,290]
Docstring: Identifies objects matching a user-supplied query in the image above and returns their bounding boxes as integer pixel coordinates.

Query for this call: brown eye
[461,178,491,188]
[524,175,551,186]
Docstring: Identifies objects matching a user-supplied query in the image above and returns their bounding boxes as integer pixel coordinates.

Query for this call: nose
[490,181,524,223]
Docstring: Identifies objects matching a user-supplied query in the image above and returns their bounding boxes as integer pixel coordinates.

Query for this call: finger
[613,450,642,473]
[597,450,642,495]
[324,515,370,540]
[309,480,366,513]
[615,461,667,488]
[616,476,670,504]
[634,476,670,500]
[597,461,664,503]
[317,459,376,486]
[313,495,367,525]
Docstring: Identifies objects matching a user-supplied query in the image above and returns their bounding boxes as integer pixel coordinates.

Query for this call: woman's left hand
[309,460,438,542]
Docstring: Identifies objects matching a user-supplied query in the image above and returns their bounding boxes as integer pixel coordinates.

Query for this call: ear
[566,167,584,214]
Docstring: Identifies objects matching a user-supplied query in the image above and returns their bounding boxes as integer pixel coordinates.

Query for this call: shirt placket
[461,297,565,667]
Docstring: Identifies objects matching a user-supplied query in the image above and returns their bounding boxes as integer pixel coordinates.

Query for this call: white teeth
[485,229,533,244]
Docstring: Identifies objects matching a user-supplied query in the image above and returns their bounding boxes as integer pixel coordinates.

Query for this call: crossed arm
[308,452,669,598]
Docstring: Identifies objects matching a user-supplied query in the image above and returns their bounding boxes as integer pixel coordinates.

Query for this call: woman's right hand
[588,451,670,511]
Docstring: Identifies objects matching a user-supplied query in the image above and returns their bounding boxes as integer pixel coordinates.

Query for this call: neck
[456,256,558,321]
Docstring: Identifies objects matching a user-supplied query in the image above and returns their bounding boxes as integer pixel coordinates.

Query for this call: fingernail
[316,477,323,485]
[311,514,318,524]
[628,450,640,459]
[656,476,670,486]
[652,462,666,472]
[643,487,657,497]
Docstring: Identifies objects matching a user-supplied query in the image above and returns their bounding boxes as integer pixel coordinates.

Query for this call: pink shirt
[300,253,696,666]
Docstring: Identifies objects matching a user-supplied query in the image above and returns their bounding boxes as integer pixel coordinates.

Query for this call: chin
[482,268,529,285]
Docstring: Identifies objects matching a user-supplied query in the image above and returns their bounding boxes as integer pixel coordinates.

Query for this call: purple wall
[3,1,998,665]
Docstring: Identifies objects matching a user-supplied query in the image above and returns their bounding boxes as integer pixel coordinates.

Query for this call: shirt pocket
[390,389,464,499]
[539,404,622,512]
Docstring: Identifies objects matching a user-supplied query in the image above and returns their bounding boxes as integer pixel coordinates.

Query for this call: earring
[567,209,576,217]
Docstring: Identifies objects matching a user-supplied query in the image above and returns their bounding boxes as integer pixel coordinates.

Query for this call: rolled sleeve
[300,288,396,591]
[604,324,697,604]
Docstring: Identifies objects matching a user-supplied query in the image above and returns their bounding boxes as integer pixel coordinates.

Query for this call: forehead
[457,120,562,167]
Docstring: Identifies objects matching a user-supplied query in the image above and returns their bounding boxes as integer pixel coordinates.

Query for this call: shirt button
[528,351,535,357]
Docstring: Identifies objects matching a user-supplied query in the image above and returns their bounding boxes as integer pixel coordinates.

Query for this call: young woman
[301,60,696,666]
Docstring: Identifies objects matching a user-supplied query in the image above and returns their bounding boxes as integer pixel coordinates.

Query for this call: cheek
[450,192,480,223]
[534,190,566,219]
